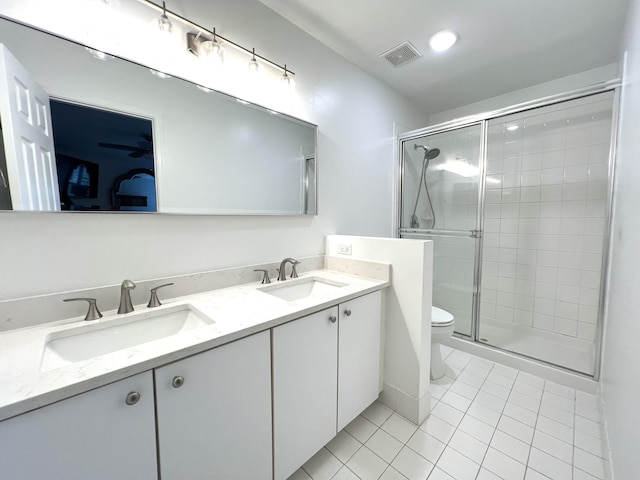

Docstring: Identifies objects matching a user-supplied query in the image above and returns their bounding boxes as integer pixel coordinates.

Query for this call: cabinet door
[273,306,338,480]
[0,372,157,480]
[155,331,272,480]
[338,291,382,431]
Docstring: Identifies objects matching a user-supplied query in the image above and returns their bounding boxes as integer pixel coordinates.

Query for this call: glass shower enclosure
[398,85,617,378]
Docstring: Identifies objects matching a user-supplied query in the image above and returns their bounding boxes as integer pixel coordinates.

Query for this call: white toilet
[430,306,455,380]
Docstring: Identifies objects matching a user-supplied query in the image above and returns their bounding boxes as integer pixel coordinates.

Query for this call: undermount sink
[40,304,214,371]
[258,276,347,302]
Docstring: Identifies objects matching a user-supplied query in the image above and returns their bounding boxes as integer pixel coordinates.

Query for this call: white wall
[0,0,427,300]
[326,235,433,425]
[429,64,619,126]
[601,0,640,477]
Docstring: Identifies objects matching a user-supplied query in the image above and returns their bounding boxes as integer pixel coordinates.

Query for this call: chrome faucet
[277,258,300,281]
[118,279,136,314]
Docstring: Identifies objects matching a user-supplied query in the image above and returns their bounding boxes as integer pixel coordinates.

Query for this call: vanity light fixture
[157,1,173,34]
[429,30,458,52]
[137,0,295,80]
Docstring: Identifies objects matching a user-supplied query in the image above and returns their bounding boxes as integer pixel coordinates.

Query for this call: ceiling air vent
[380,42,422,67]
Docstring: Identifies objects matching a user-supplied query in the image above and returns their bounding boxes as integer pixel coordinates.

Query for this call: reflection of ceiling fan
[98,135,153,158]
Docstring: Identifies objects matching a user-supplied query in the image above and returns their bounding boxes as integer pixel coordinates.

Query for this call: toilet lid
[432,306,454,325]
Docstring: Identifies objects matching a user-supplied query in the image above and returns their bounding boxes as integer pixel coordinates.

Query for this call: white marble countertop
[0,268,389,422]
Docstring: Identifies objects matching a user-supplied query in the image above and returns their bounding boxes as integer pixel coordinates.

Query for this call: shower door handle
[470,230,482,238]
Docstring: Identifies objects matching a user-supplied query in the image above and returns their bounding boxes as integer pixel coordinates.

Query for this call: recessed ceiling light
[429,30,458,52]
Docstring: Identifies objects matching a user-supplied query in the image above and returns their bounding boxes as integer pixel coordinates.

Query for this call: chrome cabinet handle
[125,391,141,405]
[172,376,185,388]
[344,309,352,316]
[329,315,337,323]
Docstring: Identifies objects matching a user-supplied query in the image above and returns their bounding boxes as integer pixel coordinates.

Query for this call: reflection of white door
[0,44,59,210]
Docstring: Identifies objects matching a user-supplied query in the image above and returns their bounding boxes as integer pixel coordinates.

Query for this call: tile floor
[288,345,609,480]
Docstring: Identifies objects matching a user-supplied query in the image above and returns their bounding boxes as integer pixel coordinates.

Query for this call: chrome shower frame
[396,79,621,380]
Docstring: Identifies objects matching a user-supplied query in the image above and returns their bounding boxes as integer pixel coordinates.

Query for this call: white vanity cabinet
[0,372,157,480]
[273,291,382,480]
[338,290,382,431]
[154,330,272,480]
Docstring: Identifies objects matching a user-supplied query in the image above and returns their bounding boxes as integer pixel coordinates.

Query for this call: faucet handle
[290,261,301,279]
[253,269,271,284]
[63,297,103,321]
[147,283,174,308]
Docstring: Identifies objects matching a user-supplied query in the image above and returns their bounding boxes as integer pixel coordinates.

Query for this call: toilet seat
[432,306,454,327]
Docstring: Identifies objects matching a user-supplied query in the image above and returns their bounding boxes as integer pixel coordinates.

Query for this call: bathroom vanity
[0,264,388,480]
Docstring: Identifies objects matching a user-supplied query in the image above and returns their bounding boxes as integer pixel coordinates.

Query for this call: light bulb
[429,30,458,52]
[248,48,259,73]
[158,2,173,34]
[199,35,224,64]
[280,65,295,89]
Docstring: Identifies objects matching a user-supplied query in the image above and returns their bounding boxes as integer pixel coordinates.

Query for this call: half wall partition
[399,84,618,378]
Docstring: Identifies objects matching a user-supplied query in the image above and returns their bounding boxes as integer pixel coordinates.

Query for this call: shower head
[414,144,441,160]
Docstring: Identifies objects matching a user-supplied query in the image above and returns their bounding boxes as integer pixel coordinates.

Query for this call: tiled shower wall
[479,92,613,343]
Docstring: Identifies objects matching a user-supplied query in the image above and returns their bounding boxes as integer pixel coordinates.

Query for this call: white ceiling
[259,0,630,114]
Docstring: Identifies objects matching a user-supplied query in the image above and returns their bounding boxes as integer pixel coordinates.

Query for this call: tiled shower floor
[288,346,609,480]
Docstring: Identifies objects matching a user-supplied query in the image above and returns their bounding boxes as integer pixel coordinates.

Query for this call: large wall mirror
[0,16,317,215]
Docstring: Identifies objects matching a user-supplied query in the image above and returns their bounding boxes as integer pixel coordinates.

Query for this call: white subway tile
[499,248,518,264]
[514,309,534,326]
[498,262,517,278]
[482,275,498,290]
[561,200,586,218]
[518,234,539,249]
[540,202,563,218]
[515,279,536,296]
[521,170,541,187]
[556,285,580,303]
[485,189,502,204]
[558,235,584,252]
[586,200,606,218]
[538,218,561,234]
[537,250,559,268]
[588,144,610,164]
[535,282,557,300]
[480,302,496,317]
[519,202,540,218]
[484,218,501,232]
[483,247,499,262]
[486,158,504,175]
[514,294,535,311]
[485,204,501,219]
[500,218,519,234]
[483,233,500,247]
[501,204,520,218]
[542,151,565,169]
[485,175,502,189]
[503,172,521,189]
[588,163,608,182]
[587,181,607,200]
[558,252,582,270]
[503,156,523,173]
[541,168,564,185]
[564,165,590,184]
[583,236,603,254]
[520,186,541,203]
[543,133,566,151]
[540,185,563,201]
[499,234,518,249]
[577,322,597,341]
[566,127,592,148]
[564,146,591,166]
[533,313,555,331]
[579,288,600,307]
[516,265,537,280]
[522,154,543,171]
[581,253,602,272]
[580,270,601,289]
[557,268,581,287]
[537,234,560,251]
[578,304,599,324]
[517,249,538,266]
[560,217,585,235]
[496,305,515,322]
[501,188,520,204]
[555,301,579,320]
[536,266,558,283]
[562,183,588,201]
[584,218,605,235]
[497,277,516,294]
[534,297,556,316]
[483,261,499,276]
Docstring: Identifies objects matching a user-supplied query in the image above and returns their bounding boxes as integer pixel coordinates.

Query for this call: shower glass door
[400,124,483,336]
[479,92,614,376]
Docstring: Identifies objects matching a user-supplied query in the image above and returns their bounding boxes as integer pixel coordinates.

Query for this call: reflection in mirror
[0,16,317,215]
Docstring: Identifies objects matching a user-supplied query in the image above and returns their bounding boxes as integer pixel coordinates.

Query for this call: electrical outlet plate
[338,244,352,255]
